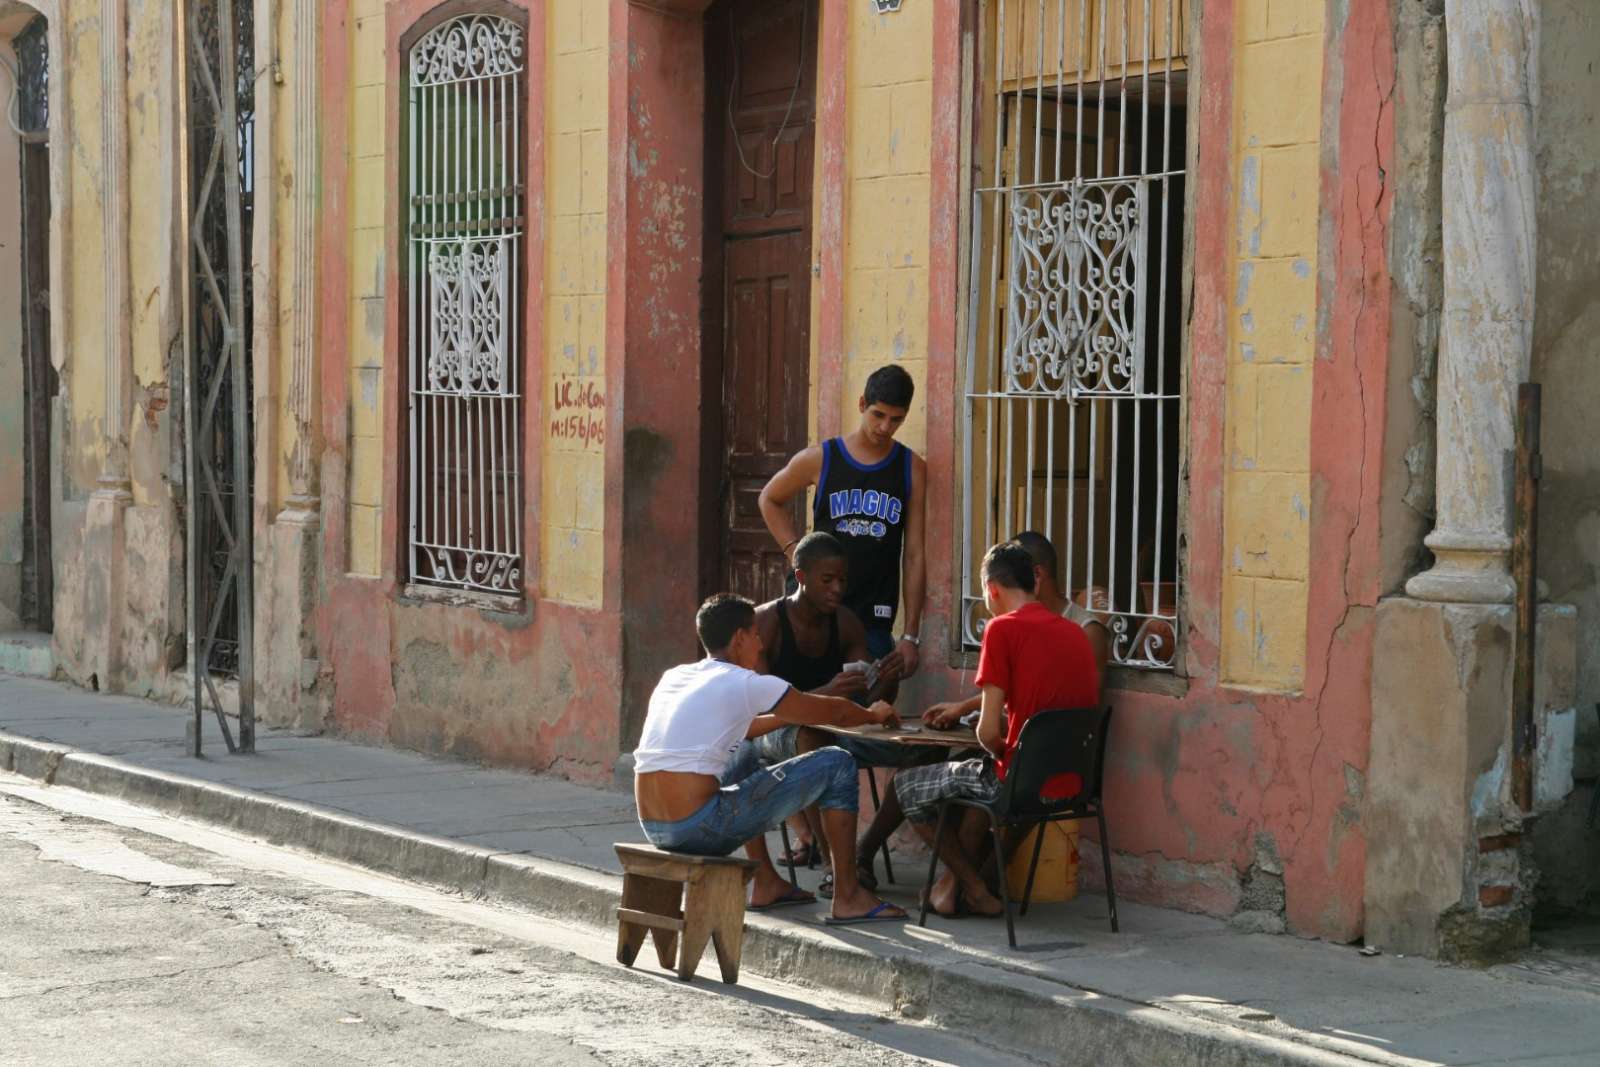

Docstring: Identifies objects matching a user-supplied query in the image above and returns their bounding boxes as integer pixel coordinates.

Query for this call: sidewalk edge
[0,729,1390,1067]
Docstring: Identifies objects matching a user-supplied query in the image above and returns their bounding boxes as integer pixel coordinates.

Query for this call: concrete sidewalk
[2,671,1597,1066]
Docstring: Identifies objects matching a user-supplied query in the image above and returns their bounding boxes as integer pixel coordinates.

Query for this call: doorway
[11,13,54,634]
[703,0,817,606]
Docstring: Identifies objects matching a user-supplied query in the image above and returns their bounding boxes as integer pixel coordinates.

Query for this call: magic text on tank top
[811,437,911,630]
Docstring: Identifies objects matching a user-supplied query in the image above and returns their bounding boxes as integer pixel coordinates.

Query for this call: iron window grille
[962,0,1187,670]
[405,14,527,600]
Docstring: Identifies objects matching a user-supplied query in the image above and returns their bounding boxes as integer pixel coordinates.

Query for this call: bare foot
[831,884,908,922]
[960,883,1006,918]
[928,872,960,917]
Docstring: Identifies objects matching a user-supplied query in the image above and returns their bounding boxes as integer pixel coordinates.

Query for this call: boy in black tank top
[758,365,928,681]
[753,533,949,886]
[752,534,894,759]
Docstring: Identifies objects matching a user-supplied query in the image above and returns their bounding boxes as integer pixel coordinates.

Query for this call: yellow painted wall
[344,0,389,576]
[1219,0,1324,690]
[338,1,610,601]
[836,1,934,456]
[540,0,608,607]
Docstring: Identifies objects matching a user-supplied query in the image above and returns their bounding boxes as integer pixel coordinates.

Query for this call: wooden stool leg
[616,872,682,969]
[680,870,748,983]
[708,872,751,983]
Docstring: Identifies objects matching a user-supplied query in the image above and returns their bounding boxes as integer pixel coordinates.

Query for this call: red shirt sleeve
[974,614,1012,693]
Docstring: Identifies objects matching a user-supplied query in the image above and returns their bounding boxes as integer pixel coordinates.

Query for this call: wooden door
[706,0,817,605]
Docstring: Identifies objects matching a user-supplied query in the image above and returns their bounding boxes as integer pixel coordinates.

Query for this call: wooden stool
[614,844,757,983]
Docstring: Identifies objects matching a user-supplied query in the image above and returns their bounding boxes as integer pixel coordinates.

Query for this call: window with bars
[404,13,527,600]
[961,0,1187,670]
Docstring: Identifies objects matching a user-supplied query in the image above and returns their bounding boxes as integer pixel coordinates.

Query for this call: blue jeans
[639,741,859,857]
[864,628,896,660]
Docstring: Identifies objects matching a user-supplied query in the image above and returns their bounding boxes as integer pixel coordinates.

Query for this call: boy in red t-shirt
[887,540,1099,917]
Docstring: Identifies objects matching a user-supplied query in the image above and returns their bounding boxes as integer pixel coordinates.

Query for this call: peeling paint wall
[1529,0,1600,919]
[311,0,626,785]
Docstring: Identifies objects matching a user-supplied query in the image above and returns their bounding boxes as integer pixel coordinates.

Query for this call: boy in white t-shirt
[634,594,907,924]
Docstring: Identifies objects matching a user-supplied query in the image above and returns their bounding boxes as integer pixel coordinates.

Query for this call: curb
[0,729,1390,1067]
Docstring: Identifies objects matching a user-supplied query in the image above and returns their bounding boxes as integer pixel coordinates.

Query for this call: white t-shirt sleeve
[744,672,792,717]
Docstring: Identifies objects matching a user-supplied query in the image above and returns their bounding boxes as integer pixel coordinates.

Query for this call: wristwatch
[899,633,921,646]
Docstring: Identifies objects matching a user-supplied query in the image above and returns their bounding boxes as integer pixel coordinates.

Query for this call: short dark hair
[696,593,756,653]
[981,541,1037,593]
[1014,530,1058,582]
[863,364,915,409]
[793,532,846,575]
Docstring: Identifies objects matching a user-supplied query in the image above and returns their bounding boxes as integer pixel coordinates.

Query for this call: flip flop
[822,901,908,926]
[747,886,817,912]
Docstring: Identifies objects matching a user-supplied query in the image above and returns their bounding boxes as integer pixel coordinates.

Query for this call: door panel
[721,232,809,604]
[708,0,817,605]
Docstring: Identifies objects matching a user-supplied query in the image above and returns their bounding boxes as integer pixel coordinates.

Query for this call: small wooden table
[814,722,985,750]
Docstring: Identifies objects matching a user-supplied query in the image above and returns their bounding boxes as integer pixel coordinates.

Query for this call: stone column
[83,0,134,688]
[260,0,327,730]
[1365,0,1578,962]
[1404,0,1539,604]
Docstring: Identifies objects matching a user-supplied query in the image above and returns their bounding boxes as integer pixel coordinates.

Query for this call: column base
[1404,530,1516,603]
[258,504,327,732]
[81,481,134,691]
[1365,596,1577,962]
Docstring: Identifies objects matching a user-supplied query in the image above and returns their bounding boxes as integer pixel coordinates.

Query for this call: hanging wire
[727,3,808,180]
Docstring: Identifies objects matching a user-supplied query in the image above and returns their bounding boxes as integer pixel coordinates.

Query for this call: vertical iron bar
[217,0,254,752]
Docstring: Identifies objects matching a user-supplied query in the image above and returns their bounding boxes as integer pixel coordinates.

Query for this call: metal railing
[406,15,526,599]
[962,0,1187,670]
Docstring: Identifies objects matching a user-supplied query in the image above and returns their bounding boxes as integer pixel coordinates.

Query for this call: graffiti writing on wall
[550,375,605,449]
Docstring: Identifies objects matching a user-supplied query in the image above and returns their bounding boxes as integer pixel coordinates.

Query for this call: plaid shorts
[895,757,1001,824]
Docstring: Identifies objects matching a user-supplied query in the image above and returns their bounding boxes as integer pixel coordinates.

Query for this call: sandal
[823,900,909,926]
[747,885,817,912]
[817,871,833,899]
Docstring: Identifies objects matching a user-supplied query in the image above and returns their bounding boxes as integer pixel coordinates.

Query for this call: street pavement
[4,671,1600,1065]
[0,785,1032,1067]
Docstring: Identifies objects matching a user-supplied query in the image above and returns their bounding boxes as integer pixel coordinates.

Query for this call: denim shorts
[864,627,896,661]
[639,741,859,858]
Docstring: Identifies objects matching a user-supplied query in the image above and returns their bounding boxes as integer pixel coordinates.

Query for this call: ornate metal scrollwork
[411,15,524,87]
[1004,178,1147,398]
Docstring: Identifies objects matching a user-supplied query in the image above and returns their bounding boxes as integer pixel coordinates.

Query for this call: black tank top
[812,437,911,630]
[771,598,843,693]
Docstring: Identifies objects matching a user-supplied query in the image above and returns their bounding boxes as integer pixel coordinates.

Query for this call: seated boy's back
[976,600,1100,796]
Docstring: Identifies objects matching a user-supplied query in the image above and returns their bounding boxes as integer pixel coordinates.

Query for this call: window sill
[400,582,525,616]
[1104,666,1189,699]
[946,648,1190,699]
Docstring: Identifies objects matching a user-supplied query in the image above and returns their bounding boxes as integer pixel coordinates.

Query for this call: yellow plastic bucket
[1005,820,1080,903]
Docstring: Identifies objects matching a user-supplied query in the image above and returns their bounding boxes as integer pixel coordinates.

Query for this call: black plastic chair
[917,705,1117,948]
